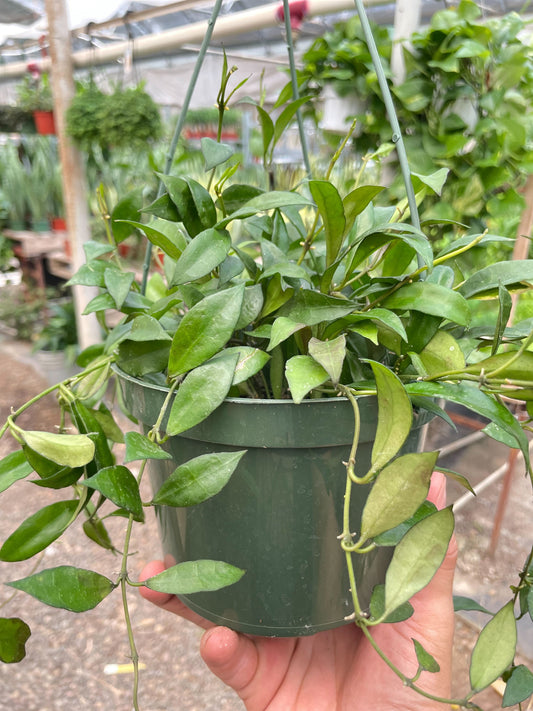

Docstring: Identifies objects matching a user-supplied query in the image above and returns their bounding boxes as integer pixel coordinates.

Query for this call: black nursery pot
[118,370,428,637]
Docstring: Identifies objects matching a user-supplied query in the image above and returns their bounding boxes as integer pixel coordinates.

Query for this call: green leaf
[309,180,345,267]
[122,219,185,260]
[405,382,530,470]
[167,351,239,435]
[235,284,264,330]
[82,466,144,522]
[285,355,330,404]
[124,432,172,463]
[267,317,306,351]
[369,584,414,623]
[413,331,465,376]
[343,185,385,235]
[0,618,31,663]
[144,560,245,594]
[160,174,217,236]
[66,259,113,288]
[82,517,115,551]
[308,335,346,385]
[412,638,440,673]
[20,431,95,468]
[104,269,135,310]
[384,507,454,616]
[470,601,517,692]
[223,191,311,224]
[171,228,231,286]
[502,665,533,707]
[0,451,32,493]
[279,290,356,326]
[110,187,143,243]
[360,452,438,540]
[168,286,244,377]
[374,501,437,547]
[453,596,493,615]
[125,314,172,342]
[411,168,449,196]
[83,240,114,261]
[0,500,79,561]
[117,339,171,378]
[437,468,475,495]
[464,351,533,382]
[211,346,270,385]
[459,260,533,299]
[152,450,246,506]
[142,194,180,222]
[201,137,234,170]
[384,282,470,327]
[369,361,413,473]
[7,566,115,612]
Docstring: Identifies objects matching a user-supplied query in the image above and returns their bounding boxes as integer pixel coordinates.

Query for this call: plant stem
[141,0,225,293]
[351,0,423,272]
[120,513,141,711]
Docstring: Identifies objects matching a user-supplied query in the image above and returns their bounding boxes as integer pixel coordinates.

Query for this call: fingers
[138,559,214,629]
[200,627,259,696]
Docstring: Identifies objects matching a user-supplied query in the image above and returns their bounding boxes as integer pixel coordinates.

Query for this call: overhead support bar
[0,0,388,80]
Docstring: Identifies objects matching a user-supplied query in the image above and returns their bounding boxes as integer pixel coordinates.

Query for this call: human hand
[139,472,457,711]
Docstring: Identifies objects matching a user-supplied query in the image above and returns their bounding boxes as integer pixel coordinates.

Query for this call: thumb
[200,626,259,696]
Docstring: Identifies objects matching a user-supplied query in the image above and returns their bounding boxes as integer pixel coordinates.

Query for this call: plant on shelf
[1,2,533,710]
[1,142,28,229]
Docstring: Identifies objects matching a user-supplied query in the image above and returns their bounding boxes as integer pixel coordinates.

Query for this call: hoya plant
[1,1,533,709]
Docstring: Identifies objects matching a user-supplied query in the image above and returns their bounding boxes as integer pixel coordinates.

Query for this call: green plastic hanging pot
[117,369,429,637]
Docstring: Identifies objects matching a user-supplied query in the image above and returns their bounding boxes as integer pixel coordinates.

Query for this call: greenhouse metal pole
[0,0,390,79]
[44,0,100,349]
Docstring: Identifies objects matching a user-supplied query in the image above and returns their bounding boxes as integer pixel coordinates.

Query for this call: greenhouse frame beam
[0,0,388,79]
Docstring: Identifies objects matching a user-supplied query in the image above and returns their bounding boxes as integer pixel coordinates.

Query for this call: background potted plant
[32,298,79,385]
[16,69,55,135]
[0,2,533,710]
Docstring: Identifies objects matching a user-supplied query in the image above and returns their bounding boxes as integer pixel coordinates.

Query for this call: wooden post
[43,0,101,349]
[391,0,422,85]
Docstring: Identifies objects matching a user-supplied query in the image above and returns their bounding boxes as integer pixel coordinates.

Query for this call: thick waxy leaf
[369,361,413,473]
[201,137,234,170]
[413,639,440,673]
[167,352,239,435]
[470,601,517,692]
[0,500,79,561]
[360,452,438,540]
[121,219,186,260]
[153,450,246,507]
[7,566,115,612]
[343,185,385,234]
[168,286,244,377]
[82,466,144,521]
[0,618,31,663]
[110,187,143,243]
[222,191,312,224]
[144,560,245,594]
[279,290,356,326]
[235,284,264,330]
[459,260,533,298]
[83,517,115,551]
[308,335,346,385]
[124,432,172,463]
[464,351,533,382]
[348,308,408,342]
[309,180,345,267]
[83,240,114,261]
[285,355,330,404]
[384,282,470,326]
[0,450,32,493]
[411,331,465,376]
[20,431,95,469]
[502,665,533,707]
[267,317,306,351]
[66,259,113,288]
[453,596,493,615]
[104,269,135,310]
[117,339,171,378]
[384,507,454,615]
[160,174,217,236]
[124,315,171,342]
[171,228,231,286]
[374,501,437,547]
[212,346,270,385]
[406,381,530,471]
[369,584,413,623]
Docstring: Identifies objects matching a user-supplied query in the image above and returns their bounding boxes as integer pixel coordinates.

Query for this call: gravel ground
[0,336,531,710]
